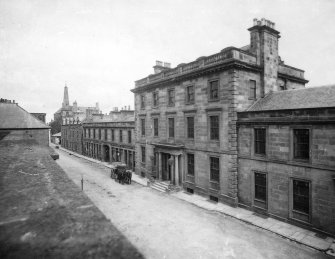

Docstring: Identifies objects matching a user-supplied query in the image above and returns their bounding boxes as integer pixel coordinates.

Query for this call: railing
[182,61,200,72]
[135,48,257,87]
[204,51,233,65]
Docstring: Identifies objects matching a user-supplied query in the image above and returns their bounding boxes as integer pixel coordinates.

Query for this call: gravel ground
[56,148,331,259]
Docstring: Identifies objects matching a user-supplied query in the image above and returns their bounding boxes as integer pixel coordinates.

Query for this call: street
[56,149,330,259]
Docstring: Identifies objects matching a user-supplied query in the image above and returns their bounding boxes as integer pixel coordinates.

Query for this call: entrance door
[103,145,110,162]
[162,153,171,181]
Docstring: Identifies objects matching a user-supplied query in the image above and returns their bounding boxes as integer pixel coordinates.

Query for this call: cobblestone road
[56,149,330,259]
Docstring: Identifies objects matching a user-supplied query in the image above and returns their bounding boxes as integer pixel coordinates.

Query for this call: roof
[52,132,61,137]
[0,102,49,129]
[247,85,335,112]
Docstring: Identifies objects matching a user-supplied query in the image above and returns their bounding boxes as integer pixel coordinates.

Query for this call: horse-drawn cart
[110,163,132,184]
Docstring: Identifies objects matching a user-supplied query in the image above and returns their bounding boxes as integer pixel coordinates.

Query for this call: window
[93,128,96,139]
[112,129,114,141]
[141,146,146,164]
[293,179,310,214]
[153,118,159,137]
[187,117,194,139]
[168,88,175,106]
[210,115,219,140]
[254,128,266,155]
[255,172,267,203]
[140,95,145,109]
[104,129,107,140]
[209,80,219,100]
[98,129,101,139]
[210,157,220,182]
[119,130,123,142]
[153,91,158,107]
[128,130,132,143]
[141,119,146,136]
[168,118,175,138]
[249,80,256,100]
[187,153,194,176]
[186,85,194,104]
[293,129,309,160]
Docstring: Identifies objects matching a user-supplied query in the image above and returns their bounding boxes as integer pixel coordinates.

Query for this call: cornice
[131,60,261,94]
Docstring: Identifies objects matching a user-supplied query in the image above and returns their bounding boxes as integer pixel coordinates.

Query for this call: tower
[62,84,70,108]
[248,18,281,96]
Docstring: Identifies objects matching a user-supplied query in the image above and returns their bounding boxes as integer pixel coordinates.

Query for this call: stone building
[237,85,335,236]
[61,122,83,154]
[81,108,135,170]
[131,18,308,206]
[54,84,100,124]
[0,98,49,146]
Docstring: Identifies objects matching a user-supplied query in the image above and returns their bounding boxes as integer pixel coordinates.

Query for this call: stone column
[109,145,112,163]
[158,152,162,180]
[171,156,174,184]
[175,155,179,186]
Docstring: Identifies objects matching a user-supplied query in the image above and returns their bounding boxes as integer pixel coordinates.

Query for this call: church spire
[62,83,69,108]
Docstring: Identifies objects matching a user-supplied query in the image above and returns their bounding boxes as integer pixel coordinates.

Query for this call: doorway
[103,145,110,162]
[162,153,172,181]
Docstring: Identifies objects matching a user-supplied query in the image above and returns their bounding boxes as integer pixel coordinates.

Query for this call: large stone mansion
[131,18,335,236]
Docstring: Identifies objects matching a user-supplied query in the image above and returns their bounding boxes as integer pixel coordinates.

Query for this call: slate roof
[247,85,335,112]
[0,102,49,129]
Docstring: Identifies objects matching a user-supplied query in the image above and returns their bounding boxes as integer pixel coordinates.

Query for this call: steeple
[62,83,70,108]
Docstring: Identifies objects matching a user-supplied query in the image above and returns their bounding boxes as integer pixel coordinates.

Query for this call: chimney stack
[153,60,171,74]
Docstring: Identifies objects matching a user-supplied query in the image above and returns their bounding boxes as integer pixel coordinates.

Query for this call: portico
[153,143,184,186]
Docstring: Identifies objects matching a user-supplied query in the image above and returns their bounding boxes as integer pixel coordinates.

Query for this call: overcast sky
[1,0,335,122]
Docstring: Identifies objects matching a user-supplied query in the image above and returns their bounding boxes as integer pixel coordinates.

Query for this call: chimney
[153,60,171,74]
[248,18,280,96]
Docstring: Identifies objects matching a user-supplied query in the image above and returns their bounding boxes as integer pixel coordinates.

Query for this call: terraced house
[82,108,135,170]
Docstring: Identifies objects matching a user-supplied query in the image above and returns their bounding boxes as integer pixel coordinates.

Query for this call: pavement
[57,145,335,257]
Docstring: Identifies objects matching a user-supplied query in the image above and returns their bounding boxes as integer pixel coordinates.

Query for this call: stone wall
[237,122,335,235]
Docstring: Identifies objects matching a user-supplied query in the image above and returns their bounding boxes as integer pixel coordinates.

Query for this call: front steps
[150,181,183,193]
[150,181,170,193]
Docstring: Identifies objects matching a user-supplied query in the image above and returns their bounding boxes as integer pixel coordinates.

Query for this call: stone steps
[150,181,170,193]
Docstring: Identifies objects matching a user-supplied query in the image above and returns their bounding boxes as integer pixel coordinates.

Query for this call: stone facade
[237,108,335,236]
[82,117,135,170]
[132,18,307,206]
[61,123,83,154]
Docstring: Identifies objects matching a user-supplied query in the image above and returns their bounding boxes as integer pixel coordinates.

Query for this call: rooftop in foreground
[0,101,49,129]
[0,139,142,258]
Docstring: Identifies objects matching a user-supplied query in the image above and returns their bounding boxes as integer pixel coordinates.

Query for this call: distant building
[61,106,136,170]
[31,113,46,123]
[82,108,135,170]
[0,98,49,146]
[61,123,83,154]
[51,132,61,144]
[54,84,100,124]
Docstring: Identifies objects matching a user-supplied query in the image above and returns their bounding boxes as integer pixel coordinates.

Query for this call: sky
[1,0,335,122]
